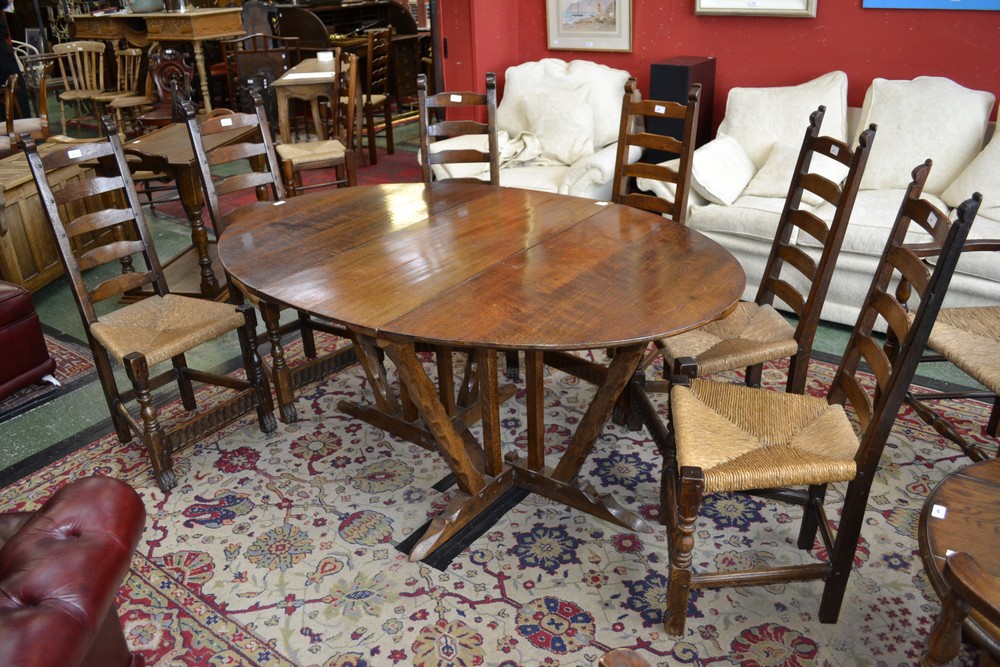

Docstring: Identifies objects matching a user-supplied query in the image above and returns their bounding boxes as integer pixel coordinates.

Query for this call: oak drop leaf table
[218,182,745,560]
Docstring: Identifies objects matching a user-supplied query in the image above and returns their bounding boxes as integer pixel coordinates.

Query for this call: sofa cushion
[691,134,757,205]
[856,77,994,195]
[498,58,630,153]
[498,164,567,193]
[743,142,850,206]
[717,71,848,169]
[942,131,1000,209]
[687,195,793,244]
[520,82,594,165]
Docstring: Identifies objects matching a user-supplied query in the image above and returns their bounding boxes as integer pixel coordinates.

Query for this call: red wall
[445,0,1000,131]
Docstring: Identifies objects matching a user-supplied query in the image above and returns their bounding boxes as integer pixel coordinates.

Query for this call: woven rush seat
[661,302,799,377]
[672,376,859,493]
[91,294,246,368]
[276,139,349,166]
[927,306,1000,391]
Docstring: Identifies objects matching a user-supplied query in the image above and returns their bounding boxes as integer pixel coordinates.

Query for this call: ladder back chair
[631,161,981,635]
[91,48,145,132]
[22,118,276,492]
[892,239,1000,461]
[651,107,877,387]
[612,77,700,223]
[357,27,393,165]
[185,94,357,423]
[52,41,106,136]
[275,47,360,196]
[417,71,499,186]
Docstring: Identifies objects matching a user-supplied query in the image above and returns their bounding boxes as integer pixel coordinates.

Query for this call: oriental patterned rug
[0,329,94,423]
[0,342,991,666]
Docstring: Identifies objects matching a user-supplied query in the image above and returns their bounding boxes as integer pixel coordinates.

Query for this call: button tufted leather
[0,477,146,667]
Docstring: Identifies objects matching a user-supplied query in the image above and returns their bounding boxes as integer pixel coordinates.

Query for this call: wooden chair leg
[920,587,969,667]
[383,99,394,155]
[744,362,763,388]
[988,395,1000,438]
[298,311,318,358]
[236,303,276,434]
[260,300,294,424]
[796,483,827,549]
[504,350,519,381]
[818,473,874,623]
[94,346,132,443]
[365,104,377,165]
[345,150,358,187]
[123,351,174,491]
[281,159,297,197]
[172,353,196,410]
[665,465,704,636]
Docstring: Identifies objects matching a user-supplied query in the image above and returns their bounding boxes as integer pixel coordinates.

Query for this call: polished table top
[218,182,746,351]
[920,458,1000,653]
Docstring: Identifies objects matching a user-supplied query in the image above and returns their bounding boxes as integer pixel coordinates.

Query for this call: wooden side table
[919,458,1000,663]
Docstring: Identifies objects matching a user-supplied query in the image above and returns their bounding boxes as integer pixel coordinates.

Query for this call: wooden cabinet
[0,147,113,293]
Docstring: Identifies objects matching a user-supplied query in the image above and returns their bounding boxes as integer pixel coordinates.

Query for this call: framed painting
[695,0,817,17]
[546,0,632,53]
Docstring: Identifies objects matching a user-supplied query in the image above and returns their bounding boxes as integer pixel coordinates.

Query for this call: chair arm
[560,142,642,200]
[0,477,146,666]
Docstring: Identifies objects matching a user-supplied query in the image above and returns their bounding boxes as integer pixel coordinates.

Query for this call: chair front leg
[744,362,763,388]
[239,303,277,431]
[796,483,827,549]
[172,352,196,410]
[123,352,173,491]
[280,159,297,197]
[665,465,704,636]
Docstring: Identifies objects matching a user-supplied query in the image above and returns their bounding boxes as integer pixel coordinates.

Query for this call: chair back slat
[24,117,168,324]
[774,244,818,284]
[65,207,136,238]
[418,71,499,186]
[90,270,154,305]
[366,28,391,100]
[186,93,284,236]
[53,175,127,207]
[787,208,830,246]
[613,78,700,224]
[769,279,807,317]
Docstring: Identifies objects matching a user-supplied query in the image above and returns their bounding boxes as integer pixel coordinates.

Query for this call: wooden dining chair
[91,48,145,132]
[357,27,393,165]
[276,48,360,196]
[631,162,981,636]
[4,70,49,149]
[612,77,700,223]
[417,71,499,185]
[647,107,877,387]
[921,551,1000,666]
[23,117,276,492]
[185,93,356,423]
[891,240,1000,462]
[52,41,106,136]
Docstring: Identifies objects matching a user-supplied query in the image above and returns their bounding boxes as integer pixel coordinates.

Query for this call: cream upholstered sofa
[426,58,640,200]
[639,71,998,328]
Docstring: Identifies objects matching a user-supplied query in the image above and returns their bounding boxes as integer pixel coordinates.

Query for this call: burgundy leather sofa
[0,280,55,400]
[0,476,146,667]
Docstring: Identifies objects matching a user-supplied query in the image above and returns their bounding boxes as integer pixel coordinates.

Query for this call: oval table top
[218,182,746,350]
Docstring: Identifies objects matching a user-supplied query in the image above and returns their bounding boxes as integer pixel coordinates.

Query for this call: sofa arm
[560,143,641,200]
[0,477,146,667]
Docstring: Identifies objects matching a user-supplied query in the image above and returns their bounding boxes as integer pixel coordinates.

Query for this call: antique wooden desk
[218,182,745,560]
[920,458,1000,661]
[72,8,244,112]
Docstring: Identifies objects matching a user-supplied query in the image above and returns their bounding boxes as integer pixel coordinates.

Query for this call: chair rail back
[185,93,285,235]
[417,71,499,186]
[612,78,700,222]
[22,117,166,324]
[53,41,105,94]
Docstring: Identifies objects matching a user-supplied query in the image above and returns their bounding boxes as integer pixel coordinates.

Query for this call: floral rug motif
[0,343,992,666]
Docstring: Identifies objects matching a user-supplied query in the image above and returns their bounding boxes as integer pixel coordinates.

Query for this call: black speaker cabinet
[644,56,716,164]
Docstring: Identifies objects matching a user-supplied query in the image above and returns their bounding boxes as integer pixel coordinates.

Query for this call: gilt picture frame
[546,0,633,53]
[695,0,817,17]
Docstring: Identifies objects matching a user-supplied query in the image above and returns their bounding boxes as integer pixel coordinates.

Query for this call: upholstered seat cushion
[660,302,798,376]
[276,139,348,166]
[671,377,859,494]
[10,118,43,135]
[91,293,245,367]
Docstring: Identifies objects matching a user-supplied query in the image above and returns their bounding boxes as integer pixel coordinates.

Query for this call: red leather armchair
[0,280,55,400]
[0,476,146,667]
